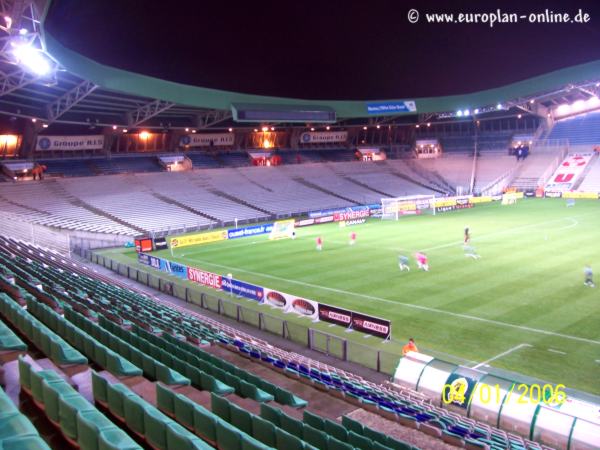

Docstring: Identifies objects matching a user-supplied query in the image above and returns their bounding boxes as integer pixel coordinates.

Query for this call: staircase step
[292,177,359,205]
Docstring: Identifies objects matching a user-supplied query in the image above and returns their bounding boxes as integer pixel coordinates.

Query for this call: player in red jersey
[349,231,356,246]
[316,236,322,251]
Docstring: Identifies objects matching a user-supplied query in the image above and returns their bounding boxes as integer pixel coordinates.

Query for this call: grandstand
[1,1,600,450]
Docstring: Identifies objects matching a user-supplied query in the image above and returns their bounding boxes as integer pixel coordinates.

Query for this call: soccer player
[416,252,429,271]
[584,264,595,287]
[316,236,322,251]
[349,231,356,246]
[402,338,419,356]
[464,244,480,259]
[398,254,410,271]
[464,227,470,244]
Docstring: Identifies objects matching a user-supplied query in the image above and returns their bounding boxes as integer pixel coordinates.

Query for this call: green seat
[129,348,144,370]
[230,402,253,435]
[144,405,174,450]
[142,354,156,379]
[95,344,109,368]
[166,421,212,450]
[76,410,116,450]
[42,379,77,423]
[281,412,304,438]
[173,394,195,430]
[275,428,304,450]
[106,352,142,377]
[386,436,413,450]
[303,425,328,450]
[92,372,109,405]
[341,416,363,435]
[349,431,373,450]
[17,356,32,392]
[107,384,134,420]
[0,414,38,440]
[324,419,348,443]
[251,415,276,448]
[274,388,307,408]
[201,372,234,395]
[156,363,190,386]
[156,383,175,416]
[260,403,282,427]
[123,394,146,436]
[210,393,231,421]
[97,427,142,450]
[58,395,95,440]
[328,437,354,450]
[303,410,324,431]
[240,380,274,403]
[0,435,52,450]
[30,370,62,406]
[241,436,273,450]
[216,419,242,450]
[363,426,388,446]
[192,404,218,444]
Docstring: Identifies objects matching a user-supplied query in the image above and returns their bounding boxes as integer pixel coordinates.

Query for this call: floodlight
[325,126,330,130]
[12,43,51,75]
[228,128,233,132]
[112,125,117,130]
[261,126,269,132]
[587,96,600,108]
[139,131,150,140]
[463,109,470,116]
[473,108,479,114]
[571,100,585,112]
[556,104,570,116]
[19,28,27,35]
[496,103,503,110]
[456,110,463,117]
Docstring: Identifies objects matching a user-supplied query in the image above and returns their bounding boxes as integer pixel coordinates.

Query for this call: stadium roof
[0,0,599,130]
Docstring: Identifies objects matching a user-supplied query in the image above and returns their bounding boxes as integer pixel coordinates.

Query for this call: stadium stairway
[292,177,361,205]
[380,162,447,195]
[208,188,275,217]
[571,151,599,190]
[402,161,455,194]
[150,192,220,223]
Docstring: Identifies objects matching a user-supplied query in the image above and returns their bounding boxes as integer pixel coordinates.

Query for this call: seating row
[0,293,86,367]
[0,382,50,450]
[64,307,189,386]
[26,298,142,377]
[92,372,263,450]
[18,357,141,450]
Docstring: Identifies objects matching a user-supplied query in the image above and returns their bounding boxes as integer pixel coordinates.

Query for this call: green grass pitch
[110,198,600,396]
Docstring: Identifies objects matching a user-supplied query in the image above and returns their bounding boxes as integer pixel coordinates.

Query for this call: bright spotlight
[496,103,503,110]
[463,109,470,116]
[185,127,189,132]
[228,128,233,132]
[42,123,48,128]
[261,126,269,132]
[556,104,570,116]
[473,108,479,114]
[571,100,586,113]
[139,131,150,140]
[112,125,117,130]
[456,110,463,117]
[325,126,330,130]
[363,126,367,130]
[122,129,128,133]
[587,96,600,108]
[12,44,51,75]
[19,28,27,35]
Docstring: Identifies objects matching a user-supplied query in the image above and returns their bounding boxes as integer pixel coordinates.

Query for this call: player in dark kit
[464,227,470,244]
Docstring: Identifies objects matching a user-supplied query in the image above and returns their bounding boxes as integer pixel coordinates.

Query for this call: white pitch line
[472,343,532,369]
[548,348,567,355]
[190,258,600,346]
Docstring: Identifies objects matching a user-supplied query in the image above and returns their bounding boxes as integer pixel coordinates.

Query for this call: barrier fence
[87,251,402,375]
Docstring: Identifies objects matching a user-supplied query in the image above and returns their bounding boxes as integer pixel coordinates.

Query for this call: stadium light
[112,125,117,130]
[139,131,150,140]
[427,122,431,127]
[228,128,233,132]
[517,114,522,119]
[496,103,503,110]
[11,43,51,76]
[261,126,269,132]
[376,125,381,129]
[530,99,535,104]
[191,130,196,133]
[310,127,315,131]
[18,28,27,35]
[571,99,586,113]
[456,110,463,117]
[270,127,275,131]
[588,96,600,107]
[415,124,420,128]
[463,109,470,116]
[325,126,330,130]
[254,128,259,132]
[122,129,128,133]
[363,126,367,130]
[42,123,48,128]
[185,127,189,132]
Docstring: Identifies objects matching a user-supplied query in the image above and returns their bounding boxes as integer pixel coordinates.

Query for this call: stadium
[0,1,599,450]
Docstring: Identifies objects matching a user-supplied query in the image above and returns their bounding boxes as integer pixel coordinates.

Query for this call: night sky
[45,0,600,100]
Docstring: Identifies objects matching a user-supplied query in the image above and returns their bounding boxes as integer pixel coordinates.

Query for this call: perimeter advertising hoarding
[366,101,417,115]
[187,267,222,289]
[221,277,264,302]
[318,304,352,327]
[161,260,188,279]
[262,288,319,320]
[351,311,391,339]
[562,191,599,199]
[170,230,228,248]
[36,135,104,151]
[138,252,161,269]
[227,224,274,240]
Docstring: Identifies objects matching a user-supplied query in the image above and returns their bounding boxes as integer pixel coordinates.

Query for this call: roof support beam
[46,79,98,122]
[196,109,231,128]
[0,66,36,96]
[126,99,174,127]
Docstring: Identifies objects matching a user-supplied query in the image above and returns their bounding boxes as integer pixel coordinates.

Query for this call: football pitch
[108,198,600,396]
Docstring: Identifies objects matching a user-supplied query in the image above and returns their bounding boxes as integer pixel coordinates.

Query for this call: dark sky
[45,0,600,100]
